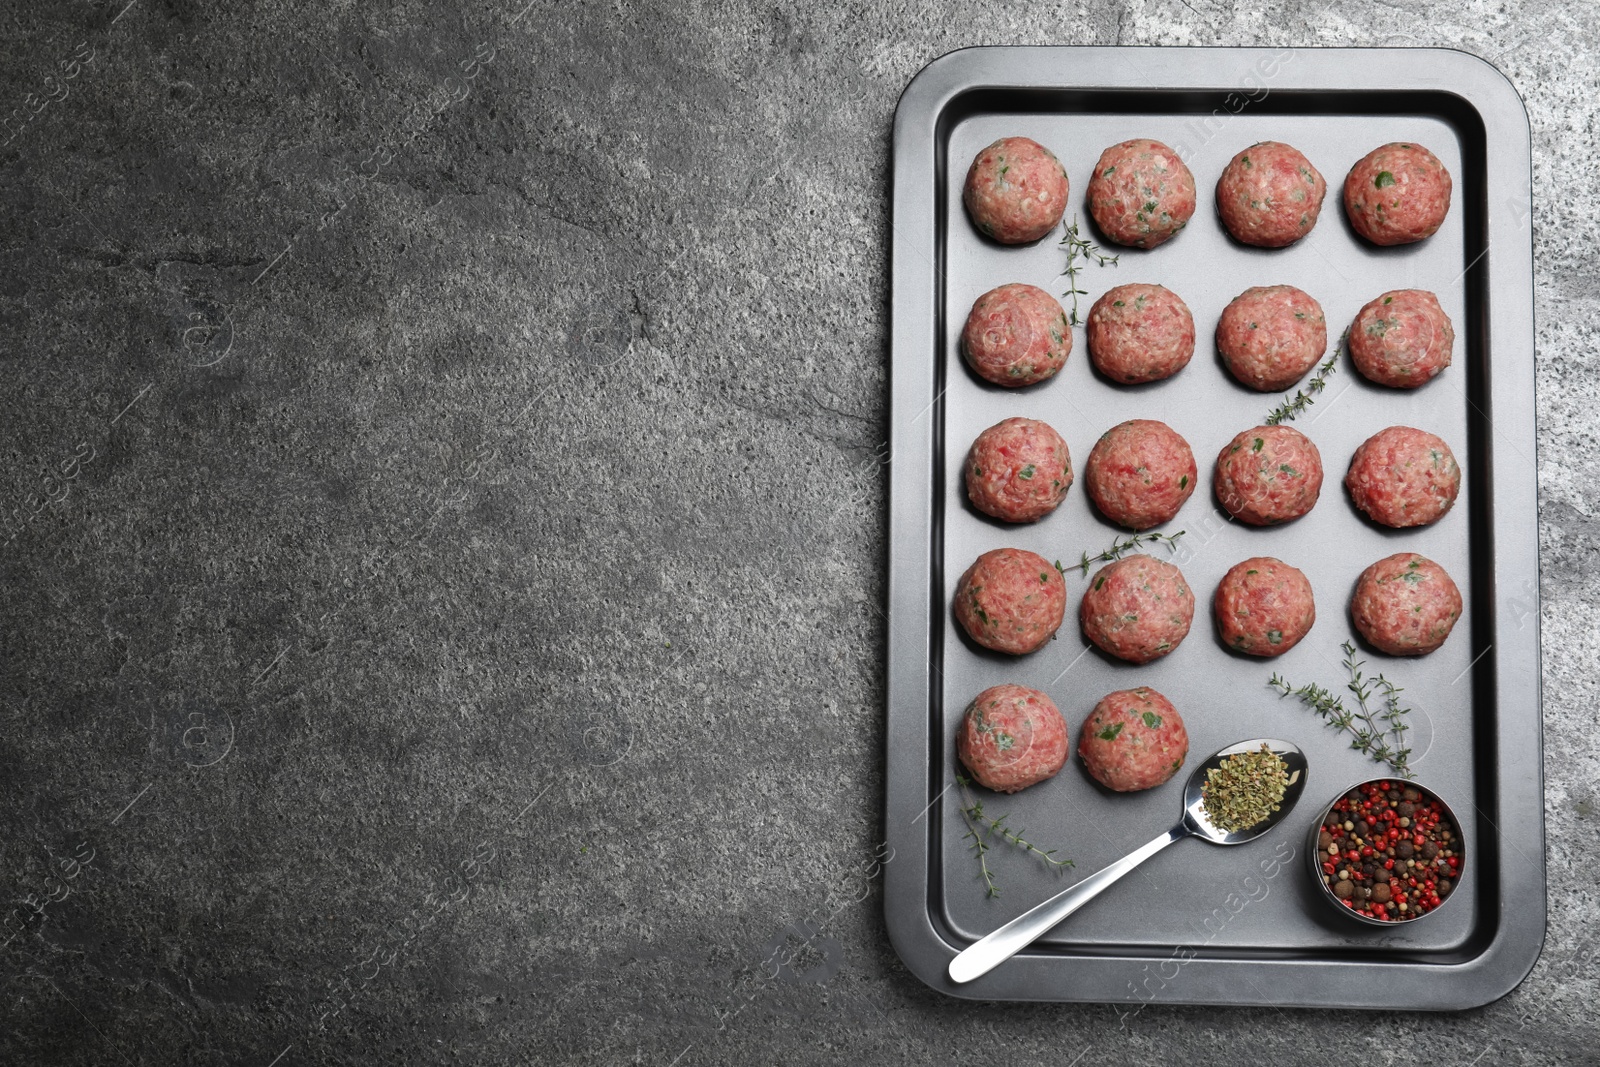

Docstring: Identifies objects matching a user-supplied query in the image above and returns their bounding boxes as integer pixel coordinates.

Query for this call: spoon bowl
[948,737,1307,985]
[1181,737,1309,843]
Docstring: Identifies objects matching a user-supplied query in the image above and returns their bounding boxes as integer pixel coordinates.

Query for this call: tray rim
[883,44,1543,1010]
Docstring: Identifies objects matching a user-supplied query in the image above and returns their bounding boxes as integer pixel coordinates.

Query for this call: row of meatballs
[969,417,1462,531]
[959,682,1190,796]
[958,547,1461,663]
[965,136,1451,249]
[963,281,1453,391]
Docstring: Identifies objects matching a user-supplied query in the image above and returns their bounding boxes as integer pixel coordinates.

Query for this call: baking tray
[883,46,1542,1009]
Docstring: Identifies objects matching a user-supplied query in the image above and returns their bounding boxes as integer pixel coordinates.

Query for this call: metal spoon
[948,737,1308,985]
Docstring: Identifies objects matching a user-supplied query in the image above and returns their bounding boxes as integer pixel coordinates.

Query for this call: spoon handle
[948,824,1188,984]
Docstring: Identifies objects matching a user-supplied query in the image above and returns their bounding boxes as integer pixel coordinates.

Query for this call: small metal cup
[1305,777,1464,926]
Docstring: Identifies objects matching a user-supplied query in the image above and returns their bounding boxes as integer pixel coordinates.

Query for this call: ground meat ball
[1214,557,1316,656]
[1216,141,1327,247]
[960,284,1072,387]
[1351,553,1463,655]
[1077,687,1189,793]
[1349,290,1455,388]
[1215,425,1324,525]
[954,547,1067,655]
[1216,286,1328,392]
[964,417,1074,523]
[1345,426,1462,529]
[957,684,1070,794]
[963,137,1071,245]
[1084,419,1197,530]
[1343,142,1453,246]
[1079,555,1195,664]
[1086,284,1195,384]
[1085,138,1196,249]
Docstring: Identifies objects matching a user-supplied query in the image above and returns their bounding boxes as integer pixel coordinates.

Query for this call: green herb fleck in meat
[1267,629,1283,645]
[1019,464,1035,480]
[1097,721,1124,742]
[1252,437,1264,452]
[1375,170,1397,188]
[1142,711,1163,729]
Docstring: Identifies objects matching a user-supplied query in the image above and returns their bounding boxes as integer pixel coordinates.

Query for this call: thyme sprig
[956,774,1072,898]
[1269,641,1413,778]
[1059,215,1118,326]
[1076,530,1186,576]
[1265,330,1344,425]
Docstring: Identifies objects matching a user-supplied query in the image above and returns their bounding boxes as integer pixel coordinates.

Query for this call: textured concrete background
[0,1,1593,1064]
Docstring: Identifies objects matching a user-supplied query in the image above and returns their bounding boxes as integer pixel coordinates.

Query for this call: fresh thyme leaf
[1266,331,1343,425]
[1268,641,1413,778]
[956,778,1073,897]
[1076,530,1186,576]
[1058,214,1119,326]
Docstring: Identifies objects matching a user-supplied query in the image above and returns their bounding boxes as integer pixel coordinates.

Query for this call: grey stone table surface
[0,1,1595,1064]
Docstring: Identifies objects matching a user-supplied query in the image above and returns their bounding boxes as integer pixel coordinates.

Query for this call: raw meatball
[1349,289,1455,388]
[954,547,1067,655]
[965,417,1074,523]
[1216,141,1327,248]
[1214,557,1316,656]
[1086,138,1196,249]
[1351,553,1463,656]
[1086,284,1195,384]
[961,283,1072,387]
[963,136,1071,245]
[1084,419,1197,530]
[1343,142,1452,246]
[957,684,1070,794]
[1345,426,1461,529]
[1080,554,1194,664]
[1077,687,1189,793]
[1215,425,1324,526]
[1216,285,1328,392]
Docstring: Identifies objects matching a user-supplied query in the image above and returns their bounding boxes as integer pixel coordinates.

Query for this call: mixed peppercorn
[1317,780,1460,922]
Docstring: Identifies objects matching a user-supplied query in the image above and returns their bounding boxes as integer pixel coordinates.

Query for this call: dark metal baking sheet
[884,46,1542,1009]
